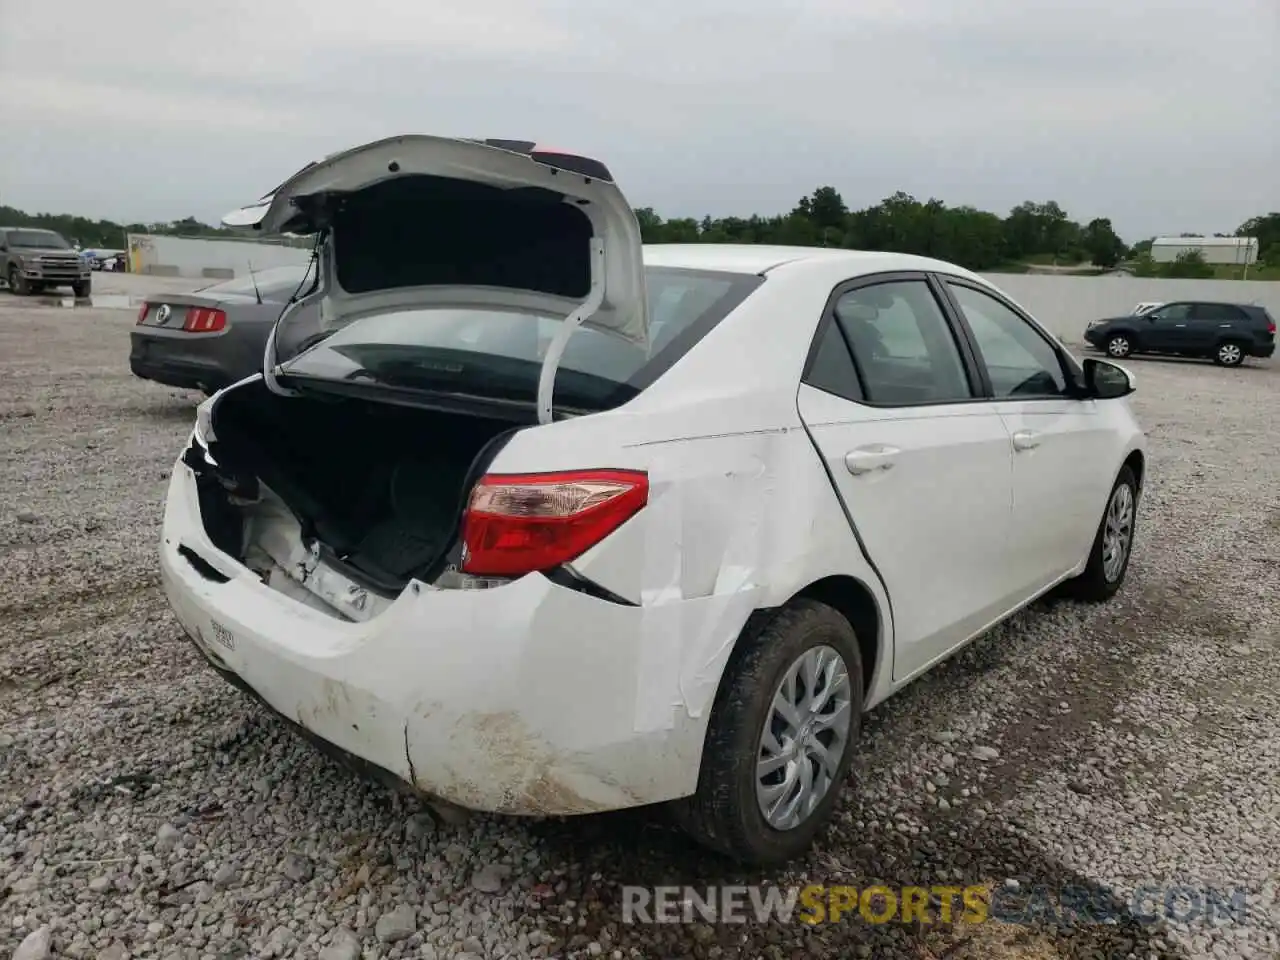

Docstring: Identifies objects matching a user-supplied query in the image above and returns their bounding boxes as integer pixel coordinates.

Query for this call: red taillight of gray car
[183,308,227,333]
[136,303,149,324]
[460,469,648,576]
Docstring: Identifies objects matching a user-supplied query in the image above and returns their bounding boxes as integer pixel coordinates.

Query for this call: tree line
[4,192,1277,275]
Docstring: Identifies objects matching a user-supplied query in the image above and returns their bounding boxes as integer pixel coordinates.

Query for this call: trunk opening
[192,380,517,619]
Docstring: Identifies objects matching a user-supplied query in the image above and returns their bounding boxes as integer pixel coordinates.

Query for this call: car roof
[1159,299,1253,308]
[641,243,983,280]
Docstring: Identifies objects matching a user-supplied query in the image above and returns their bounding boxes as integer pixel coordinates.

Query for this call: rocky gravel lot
[1,299,1277,960]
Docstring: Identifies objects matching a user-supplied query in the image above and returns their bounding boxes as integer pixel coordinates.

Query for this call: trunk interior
[194,380,518,608]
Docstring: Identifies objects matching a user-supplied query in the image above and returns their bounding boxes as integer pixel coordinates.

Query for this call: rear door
[940,278,1115,596]
[797,272,1017,682]
[1188,302,1245,351]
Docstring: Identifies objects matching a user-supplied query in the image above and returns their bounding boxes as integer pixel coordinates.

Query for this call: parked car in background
[1085,301,1276,366]
[130,264,313,394]
[0,227,93,297]
[83,248,127,271]
[160,136,1148,865]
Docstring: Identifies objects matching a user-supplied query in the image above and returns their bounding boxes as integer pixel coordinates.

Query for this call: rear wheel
[1063,465,1137,602]
[1213,340,1245,367]
[1105,334,1133,359]
[673,599,862,865]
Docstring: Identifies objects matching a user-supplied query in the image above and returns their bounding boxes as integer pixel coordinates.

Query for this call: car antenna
[248,260,263,304]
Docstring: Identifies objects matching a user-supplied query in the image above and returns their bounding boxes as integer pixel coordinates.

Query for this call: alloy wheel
[1217,343,1243,366]
[1102,482,1134,583]
[756,644,853,830]
[1107,337,1131,358]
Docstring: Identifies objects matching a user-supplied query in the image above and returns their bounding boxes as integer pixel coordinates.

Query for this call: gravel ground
[1,298,1277,960]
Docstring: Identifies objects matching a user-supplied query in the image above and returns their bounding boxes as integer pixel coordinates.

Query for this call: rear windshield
[6,230,70,249]
[280,267,762,411]
[196,265,312,301]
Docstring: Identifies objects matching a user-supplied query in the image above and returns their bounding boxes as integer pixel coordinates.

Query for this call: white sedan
[160,136,1145,864]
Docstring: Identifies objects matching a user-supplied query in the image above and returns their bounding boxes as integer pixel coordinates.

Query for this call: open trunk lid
[222,137,647,418]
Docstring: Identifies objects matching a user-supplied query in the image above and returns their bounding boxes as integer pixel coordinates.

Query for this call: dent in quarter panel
[571,427,887,734]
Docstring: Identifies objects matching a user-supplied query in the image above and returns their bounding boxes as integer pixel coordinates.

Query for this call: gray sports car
[130,265,316,394]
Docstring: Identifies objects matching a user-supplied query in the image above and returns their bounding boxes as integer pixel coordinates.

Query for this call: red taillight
[1268,320,1276,334]
[183,307,227,333]
[460,469,648,577]
[136,302,149,324]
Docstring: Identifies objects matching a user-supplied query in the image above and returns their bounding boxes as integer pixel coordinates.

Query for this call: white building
[1149,236,1258,265]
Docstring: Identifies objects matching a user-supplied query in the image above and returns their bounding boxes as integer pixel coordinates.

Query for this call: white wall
[127,234,312,279]
[977,273,1280,343]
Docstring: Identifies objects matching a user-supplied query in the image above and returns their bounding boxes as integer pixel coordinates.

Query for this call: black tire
[1213,340,1246,367]
[72,279,92,299]
[672,599,863,865]
[1063,465,1138,602]
[1105,333,1134,359]
[7,265,29,296]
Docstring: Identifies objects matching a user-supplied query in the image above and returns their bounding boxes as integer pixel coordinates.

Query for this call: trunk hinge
[536,238,606,425]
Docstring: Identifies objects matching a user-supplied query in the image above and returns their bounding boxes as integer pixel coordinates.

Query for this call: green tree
[1082,218,1126,269]
[1161,250,1214,279]
[1236,212,1280,262]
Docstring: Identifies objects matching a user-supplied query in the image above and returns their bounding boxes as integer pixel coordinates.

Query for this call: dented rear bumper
[159,455,708,816]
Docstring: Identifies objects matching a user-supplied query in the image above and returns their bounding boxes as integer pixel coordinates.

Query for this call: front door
[1143,302,1193,350]
[942,280,1117,595]
[797,274,1016,681]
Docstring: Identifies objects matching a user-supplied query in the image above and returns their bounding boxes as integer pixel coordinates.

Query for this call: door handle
[1174,323,1187,328]
[845,445,899,475]
[1012,430,1041,452]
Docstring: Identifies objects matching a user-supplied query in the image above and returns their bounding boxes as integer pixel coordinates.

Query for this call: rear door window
[804,319,863,402]
[832,280,974,405]
[1190,303,1244,323]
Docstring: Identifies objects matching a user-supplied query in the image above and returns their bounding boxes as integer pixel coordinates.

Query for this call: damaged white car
[160,135,1146,864]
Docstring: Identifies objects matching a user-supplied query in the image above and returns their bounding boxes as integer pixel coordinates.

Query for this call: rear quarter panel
[486,385,894,736]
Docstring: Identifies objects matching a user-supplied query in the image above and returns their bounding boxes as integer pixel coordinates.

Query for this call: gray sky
[1,0,1276,243]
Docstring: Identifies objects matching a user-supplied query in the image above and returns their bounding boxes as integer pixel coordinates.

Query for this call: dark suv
[1084,300,1276,367]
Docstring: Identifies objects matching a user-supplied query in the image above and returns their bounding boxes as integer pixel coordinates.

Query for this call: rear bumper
[1248,342,1275,359]
[130,333,232,391]
[159,453,709,816]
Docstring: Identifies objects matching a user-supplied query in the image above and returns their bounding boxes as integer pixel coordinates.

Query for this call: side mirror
[1083,358,1135,399]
